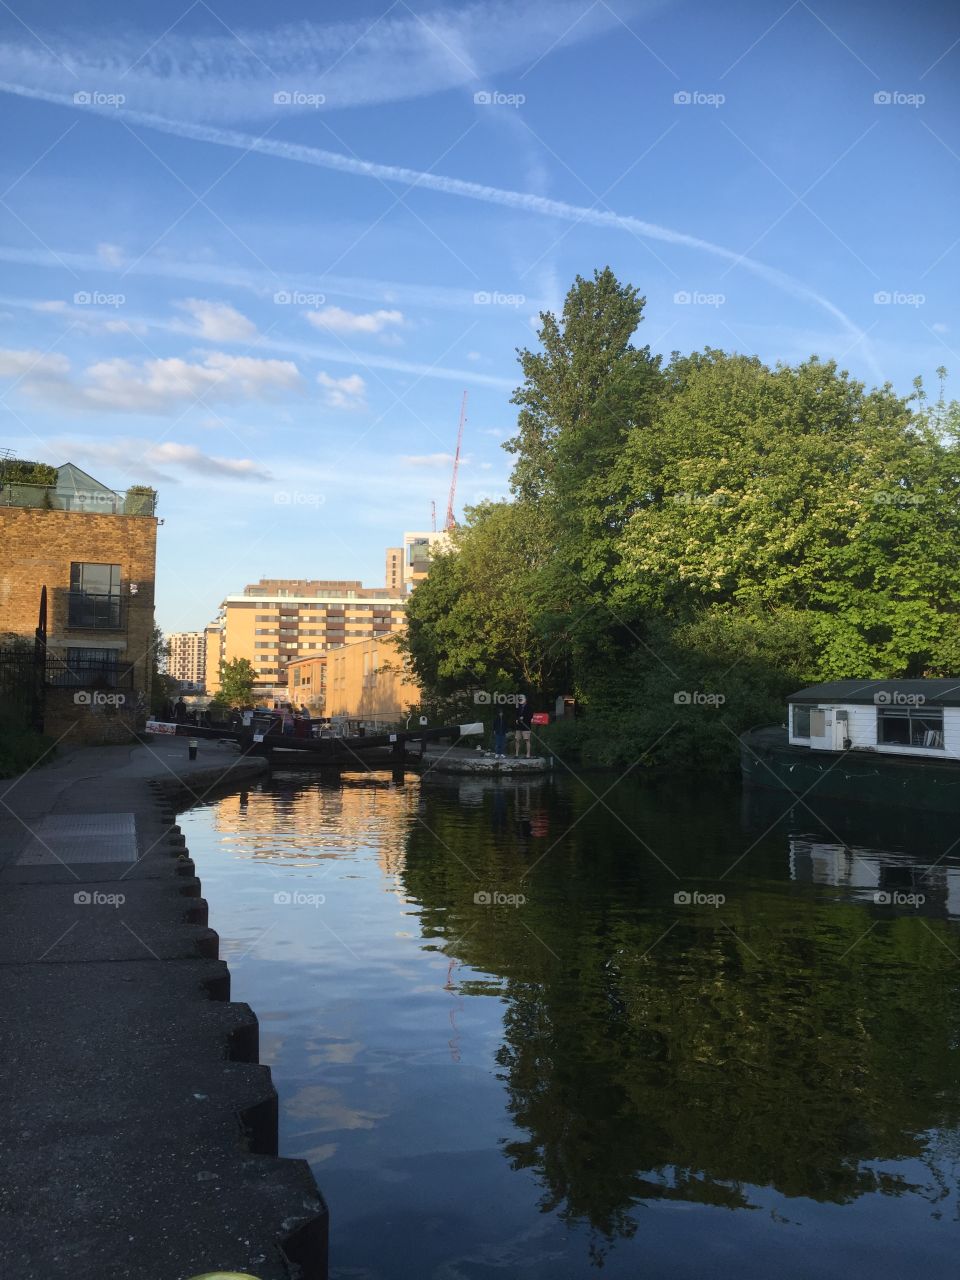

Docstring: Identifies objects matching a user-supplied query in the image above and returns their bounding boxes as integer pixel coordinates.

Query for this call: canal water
[178,769,960,1279]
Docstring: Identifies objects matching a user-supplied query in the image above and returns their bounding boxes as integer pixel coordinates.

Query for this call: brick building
[0,461,158,741]
[287,633,420,727]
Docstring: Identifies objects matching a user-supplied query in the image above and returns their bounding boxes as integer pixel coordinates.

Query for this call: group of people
[491,702,534,759]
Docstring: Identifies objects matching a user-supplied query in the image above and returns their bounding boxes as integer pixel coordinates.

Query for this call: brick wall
[0,507,158,740]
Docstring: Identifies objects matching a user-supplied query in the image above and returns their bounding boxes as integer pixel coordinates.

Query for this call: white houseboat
[740,680,960,812]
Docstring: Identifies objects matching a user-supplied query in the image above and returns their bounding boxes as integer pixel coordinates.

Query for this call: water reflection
[180,771,960,1278]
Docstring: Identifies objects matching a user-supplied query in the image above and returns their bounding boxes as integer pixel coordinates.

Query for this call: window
[878,707,944,749]
[59,647,121,687]
[809,710,826,737]
[69,562,121,628]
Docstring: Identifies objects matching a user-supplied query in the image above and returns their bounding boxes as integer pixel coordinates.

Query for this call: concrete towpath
[0,734,328,1280]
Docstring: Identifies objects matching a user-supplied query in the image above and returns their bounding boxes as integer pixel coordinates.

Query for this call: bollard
[188,738,198,761]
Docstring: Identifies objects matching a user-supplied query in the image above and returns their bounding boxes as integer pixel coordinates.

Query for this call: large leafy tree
[617,352,960,676]
[402,500,568,701]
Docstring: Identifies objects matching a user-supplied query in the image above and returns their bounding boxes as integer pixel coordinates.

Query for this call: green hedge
[3,459,57,486]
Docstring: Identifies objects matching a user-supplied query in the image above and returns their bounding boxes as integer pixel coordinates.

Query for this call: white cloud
[174,298,257,342]
[932,322,949,334]
[52,435,272,482]
[316,371,366,410]
[97,242,125,267]
[1,347,301,413]
[305,306,404,335]
[0,347,70,378]
[401,453,456,468]
[0,3,625,120]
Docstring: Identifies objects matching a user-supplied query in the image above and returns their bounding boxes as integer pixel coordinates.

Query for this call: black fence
[46,654,135,690]
[0,643,45,733]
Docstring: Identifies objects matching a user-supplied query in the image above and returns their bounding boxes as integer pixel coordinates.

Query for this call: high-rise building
[402,531,449,586]
[168,631,206,690]
[385,546,403,593]
[217,578,407,700]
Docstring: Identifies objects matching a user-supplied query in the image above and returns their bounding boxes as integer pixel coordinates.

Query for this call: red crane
[445,390,467,531]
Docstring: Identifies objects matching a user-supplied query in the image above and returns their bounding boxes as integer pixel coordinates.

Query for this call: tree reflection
[400,779,960,1261]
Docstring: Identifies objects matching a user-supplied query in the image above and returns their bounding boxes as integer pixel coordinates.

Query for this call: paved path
[0,735,327,1280]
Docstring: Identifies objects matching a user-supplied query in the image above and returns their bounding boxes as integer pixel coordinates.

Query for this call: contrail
[0,80,878,370]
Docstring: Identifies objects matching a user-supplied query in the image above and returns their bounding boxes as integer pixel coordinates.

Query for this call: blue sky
[0,0,956,633]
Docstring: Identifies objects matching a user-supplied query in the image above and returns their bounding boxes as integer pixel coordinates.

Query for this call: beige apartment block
[168,630,206,689]
[0,461,158,741]
[385,546,403,593]
[285,653,326,710]
[323,632,420,727]
[203,621,223,696]
[217,578,406,700]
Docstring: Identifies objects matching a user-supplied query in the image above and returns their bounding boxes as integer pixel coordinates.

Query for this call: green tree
[218,657,256,705]
[617,352,960,677]
[402,499,570,703]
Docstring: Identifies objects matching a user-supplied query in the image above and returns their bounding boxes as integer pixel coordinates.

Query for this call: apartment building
[218,578,406,700]
[385,546,403,593]
[402,531,449,586]
[203,621,223,696]
[168,630,206,690]
[324,633,420,727]
[0,459,158,741]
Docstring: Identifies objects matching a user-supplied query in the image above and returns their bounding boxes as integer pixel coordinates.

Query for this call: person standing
[492,708,508,759]
[515,701,533,758]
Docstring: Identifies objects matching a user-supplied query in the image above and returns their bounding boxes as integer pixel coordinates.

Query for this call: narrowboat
[740,679,960,813]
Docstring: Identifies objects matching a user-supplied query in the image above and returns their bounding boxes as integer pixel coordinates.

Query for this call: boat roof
[789,679,960,706]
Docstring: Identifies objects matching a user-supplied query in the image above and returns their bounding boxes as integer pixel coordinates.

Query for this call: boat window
[793,705,811,738]
[877,707,944,750]
[809,709,826,737]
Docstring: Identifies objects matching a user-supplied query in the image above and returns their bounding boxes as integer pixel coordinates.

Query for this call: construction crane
[445,390,467,531]
[431,500,436,533]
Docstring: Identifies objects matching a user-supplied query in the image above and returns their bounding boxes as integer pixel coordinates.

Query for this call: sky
[0,0,957,634]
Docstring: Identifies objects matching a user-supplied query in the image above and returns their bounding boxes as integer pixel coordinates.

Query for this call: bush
[1,459,57,486]
[0,721,54,778]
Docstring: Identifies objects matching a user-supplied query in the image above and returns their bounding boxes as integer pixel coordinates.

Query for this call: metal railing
[47,656,135,689]
[0,483,156,516]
